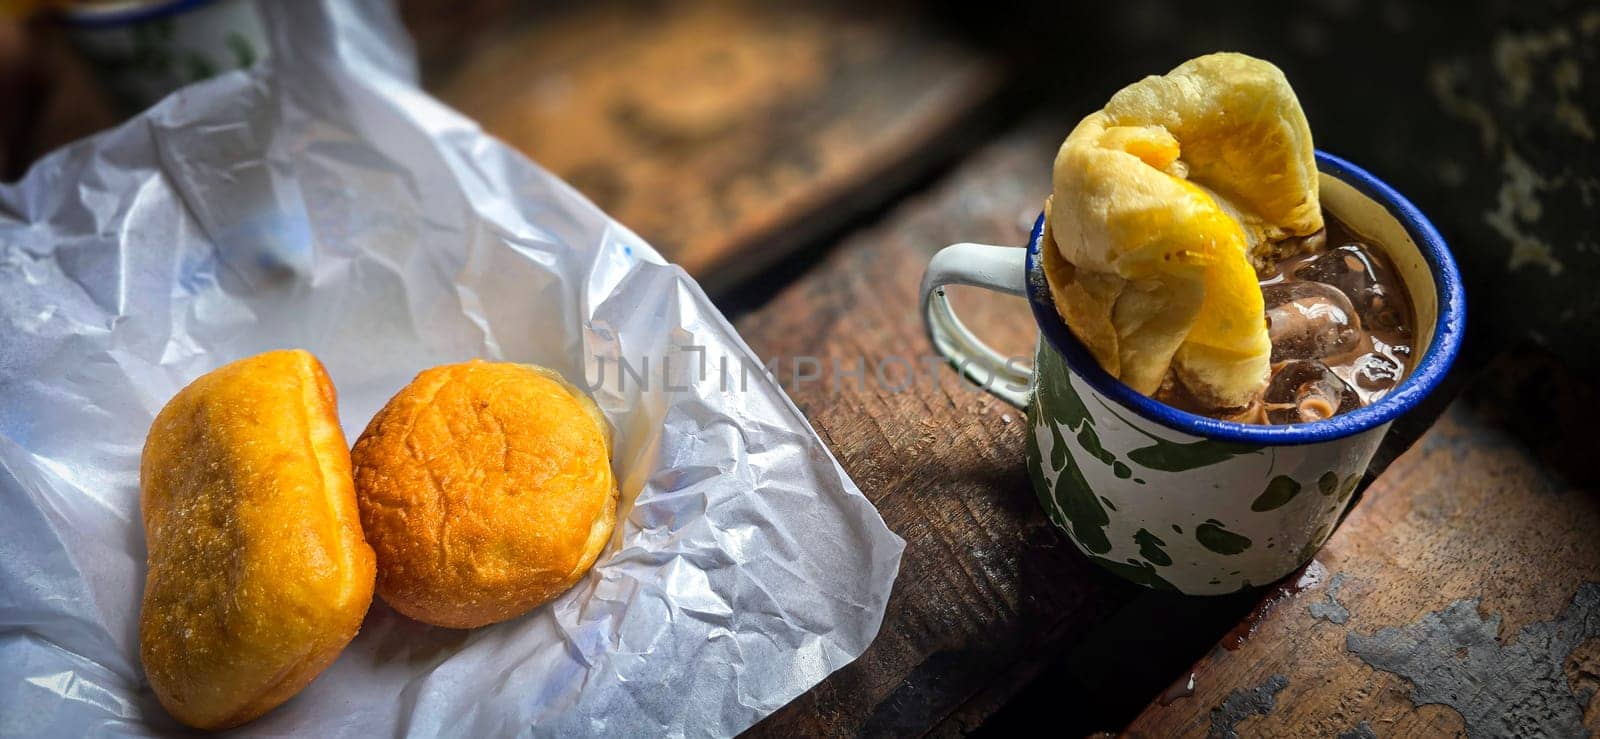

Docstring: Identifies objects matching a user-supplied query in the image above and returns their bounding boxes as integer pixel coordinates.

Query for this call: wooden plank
[426,0,1004,293]
[12,2,1004,282]
[732,114,1140,736]
[1123,347,1600,738]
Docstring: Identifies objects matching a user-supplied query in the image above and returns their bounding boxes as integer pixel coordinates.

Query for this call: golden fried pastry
[140,350,375,731]
[1047,52,1322,407]
[351,360,617,629]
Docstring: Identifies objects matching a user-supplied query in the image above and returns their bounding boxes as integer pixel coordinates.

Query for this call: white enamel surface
[1035,371,1386,593]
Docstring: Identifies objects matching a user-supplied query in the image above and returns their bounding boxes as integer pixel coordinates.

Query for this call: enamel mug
[61,0,267,113]
[919,151,1465,594]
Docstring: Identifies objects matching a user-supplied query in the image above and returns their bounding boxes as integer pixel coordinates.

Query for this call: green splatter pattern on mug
[1025,344,1386,594]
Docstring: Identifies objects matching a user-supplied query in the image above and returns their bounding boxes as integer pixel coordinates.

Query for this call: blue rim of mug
[57,0,218,29]
[1025,150,1466,446]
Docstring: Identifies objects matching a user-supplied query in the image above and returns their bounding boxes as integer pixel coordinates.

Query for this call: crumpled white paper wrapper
[0,2,903,736]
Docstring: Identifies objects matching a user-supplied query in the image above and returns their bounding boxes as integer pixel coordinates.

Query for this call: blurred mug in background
[55,0,266,111]
[0,0,265,178]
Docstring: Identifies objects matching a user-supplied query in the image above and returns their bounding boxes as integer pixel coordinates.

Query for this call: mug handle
[919,243,1033,408]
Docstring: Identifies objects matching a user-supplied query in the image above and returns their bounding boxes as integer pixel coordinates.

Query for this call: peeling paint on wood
[1346,583,1600,739]
[1420,5,1600,362]
[1337,720,1378,739]
[1124,349,1600,737]
[1207,674,1288,739]
[1308,573,1350,625]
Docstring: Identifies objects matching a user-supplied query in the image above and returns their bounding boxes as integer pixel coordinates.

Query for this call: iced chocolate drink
[1040,52,1415,426]
[1155,215,1415,424]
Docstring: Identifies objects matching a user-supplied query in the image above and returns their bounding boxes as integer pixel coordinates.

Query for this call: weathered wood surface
[1123,348,1600,738]
[10,2,1004,293]
[733,114,1123,736]
[427,0,1004,293]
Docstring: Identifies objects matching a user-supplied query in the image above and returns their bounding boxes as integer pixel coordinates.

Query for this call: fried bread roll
[140,350,375,730]
[1048,52,1322,408]
[351,361,617,629]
